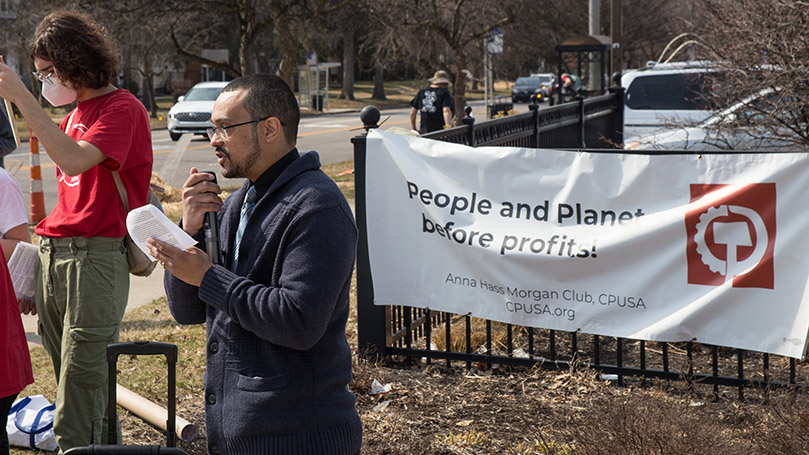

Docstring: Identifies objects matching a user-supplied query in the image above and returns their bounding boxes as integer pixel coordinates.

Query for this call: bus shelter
[555,35,612,104]
[297,62,340,112]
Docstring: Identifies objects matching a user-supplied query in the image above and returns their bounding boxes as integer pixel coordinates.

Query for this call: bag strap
[13,402,55,435]
[13,403,54,447]
[66,109,76,133]
[8,396,30,415]
[112,172,130,212]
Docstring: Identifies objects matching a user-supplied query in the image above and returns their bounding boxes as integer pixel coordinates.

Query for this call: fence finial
[462,105,474,125]
[360,105,380,132]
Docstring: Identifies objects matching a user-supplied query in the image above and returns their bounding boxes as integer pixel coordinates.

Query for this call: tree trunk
[237,4,256,76]
[452,68,467,126]
[339,27,355,100]
[372,63,386,100]
[145,74,157,118]
[276,23,300,89]
[271,3,300,89]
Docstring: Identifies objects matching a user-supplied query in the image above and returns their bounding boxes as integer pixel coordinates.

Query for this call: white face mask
[42,78,77,107]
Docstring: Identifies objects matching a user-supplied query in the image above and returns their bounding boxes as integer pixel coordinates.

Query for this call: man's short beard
[221,127,261,179]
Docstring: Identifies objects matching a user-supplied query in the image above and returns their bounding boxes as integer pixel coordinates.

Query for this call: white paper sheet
[126,205,197,261]
[8,241,38,299]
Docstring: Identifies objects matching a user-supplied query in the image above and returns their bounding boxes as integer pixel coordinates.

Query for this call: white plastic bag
[6,394,58,451]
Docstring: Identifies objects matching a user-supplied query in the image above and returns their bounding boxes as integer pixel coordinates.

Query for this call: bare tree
[164,0,348,88]
[270,0,352,87]
[3,0,73,100]
[358,19,405,101]
[496,0,696,79]
[323,3,367,100]
[695,0,809,148]
[339,27,356,100]
[166,0,264,79]
[366,0,514,124]
[80,1,177,117]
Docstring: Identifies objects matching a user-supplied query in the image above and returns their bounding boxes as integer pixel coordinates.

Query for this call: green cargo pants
[35,236,129,453]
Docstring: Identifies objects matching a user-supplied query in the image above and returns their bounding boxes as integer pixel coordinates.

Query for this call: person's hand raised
[181,167,222,236]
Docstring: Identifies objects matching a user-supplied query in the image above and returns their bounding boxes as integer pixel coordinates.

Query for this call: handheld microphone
[203,171,222,265]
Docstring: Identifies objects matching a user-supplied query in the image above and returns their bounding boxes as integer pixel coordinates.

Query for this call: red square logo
[685,184,775,289]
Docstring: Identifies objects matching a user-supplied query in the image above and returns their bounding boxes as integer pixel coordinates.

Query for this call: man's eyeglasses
[32,66,54,83]
[206,115,286,142]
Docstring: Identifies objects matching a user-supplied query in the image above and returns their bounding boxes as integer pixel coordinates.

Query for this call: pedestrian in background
[561,73,582,102]
[149,73,362,455]
[410,70,454,134]
[0,10,153,452]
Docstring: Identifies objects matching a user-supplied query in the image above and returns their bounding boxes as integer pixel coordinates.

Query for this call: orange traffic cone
[29,131,46,223]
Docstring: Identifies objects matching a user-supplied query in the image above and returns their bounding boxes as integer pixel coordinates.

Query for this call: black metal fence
[420,87,623,149]
[350,91,808,400]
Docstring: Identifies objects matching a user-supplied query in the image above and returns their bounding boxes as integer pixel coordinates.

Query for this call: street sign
[306,51,318,66]
[486,29,503,55]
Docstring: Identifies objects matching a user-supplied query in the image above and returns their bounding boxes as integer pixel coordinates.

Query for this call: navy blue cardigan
[164,151,362,454]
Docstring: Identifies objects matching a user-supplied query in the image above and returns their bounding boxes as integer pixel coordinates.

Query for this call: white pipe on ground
[116,384,198,442]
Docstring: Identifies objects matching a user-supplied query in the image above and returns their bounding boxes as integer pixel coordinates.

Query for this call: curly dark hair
[29,11,119,90]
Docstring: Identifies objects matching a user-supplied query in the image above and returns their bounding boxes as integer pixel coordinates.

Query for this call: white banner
[365,129,809,359]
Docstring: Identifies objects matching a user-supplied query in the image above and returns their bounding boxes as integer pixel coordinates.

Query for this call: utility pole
[484,30,503,120]
[589,0,600,92]
[611,0,623,80]
[483,38,490,119]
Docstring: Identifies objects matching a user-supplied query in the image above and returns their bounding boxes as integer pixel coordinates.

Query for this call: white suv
[167,81,229,141]
[621,61,719,141]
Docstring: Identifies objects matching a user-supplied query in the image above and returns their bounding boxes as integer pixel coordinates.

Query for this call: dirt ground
[118,353,809,455]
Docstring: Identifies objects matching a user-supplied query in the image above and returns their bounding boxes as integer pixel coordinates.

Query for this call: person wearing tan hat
[410,70,454,134]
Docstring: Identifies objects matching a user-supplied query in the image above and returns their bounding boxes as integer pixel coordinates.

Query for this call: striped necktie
[232,186,258,269]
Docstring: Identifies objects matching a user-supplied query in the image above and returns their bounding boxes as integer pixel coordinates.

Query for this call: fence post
[461,105,475,147]
[528,102,539,148]
[608,86,625,147]
[351,106,388,358]
[576,94,585,148]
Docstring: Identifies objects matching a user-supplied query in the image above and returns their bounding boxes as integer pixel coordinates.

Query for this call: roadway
[4,100,532,215]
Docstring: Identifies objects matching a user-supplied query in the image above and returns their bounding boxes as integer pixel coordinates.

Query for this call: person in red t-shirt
[0,11,152,452]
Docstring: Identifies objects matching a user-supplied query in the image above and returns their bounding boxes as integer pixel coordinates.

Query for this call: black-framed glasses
[206,115,286,142]
[32,65,54,83]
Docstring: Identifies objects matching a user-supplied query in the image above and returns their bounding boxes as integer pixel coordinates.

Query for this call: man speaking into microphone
[147,74,362,455]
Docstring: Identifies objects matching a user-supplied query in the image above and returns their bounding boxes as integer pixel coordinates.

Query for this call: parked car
[511,76,542,103]
[621,61,721,141]
[625,88,806,151]
[167,81,229,141]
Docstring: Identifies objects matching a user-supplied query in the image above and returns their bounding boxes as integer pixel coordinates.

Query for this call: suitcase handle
[107,341,177,363]
[64,445,187,454]
[107,342,178,447]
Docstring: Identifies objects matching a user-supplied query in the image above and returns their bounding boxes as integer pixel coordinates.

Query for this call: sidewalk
[21,265,168,347]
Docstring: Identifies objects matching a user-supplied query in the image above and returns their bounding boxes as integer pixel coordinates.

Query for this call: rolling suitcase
[63,341,188,455]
